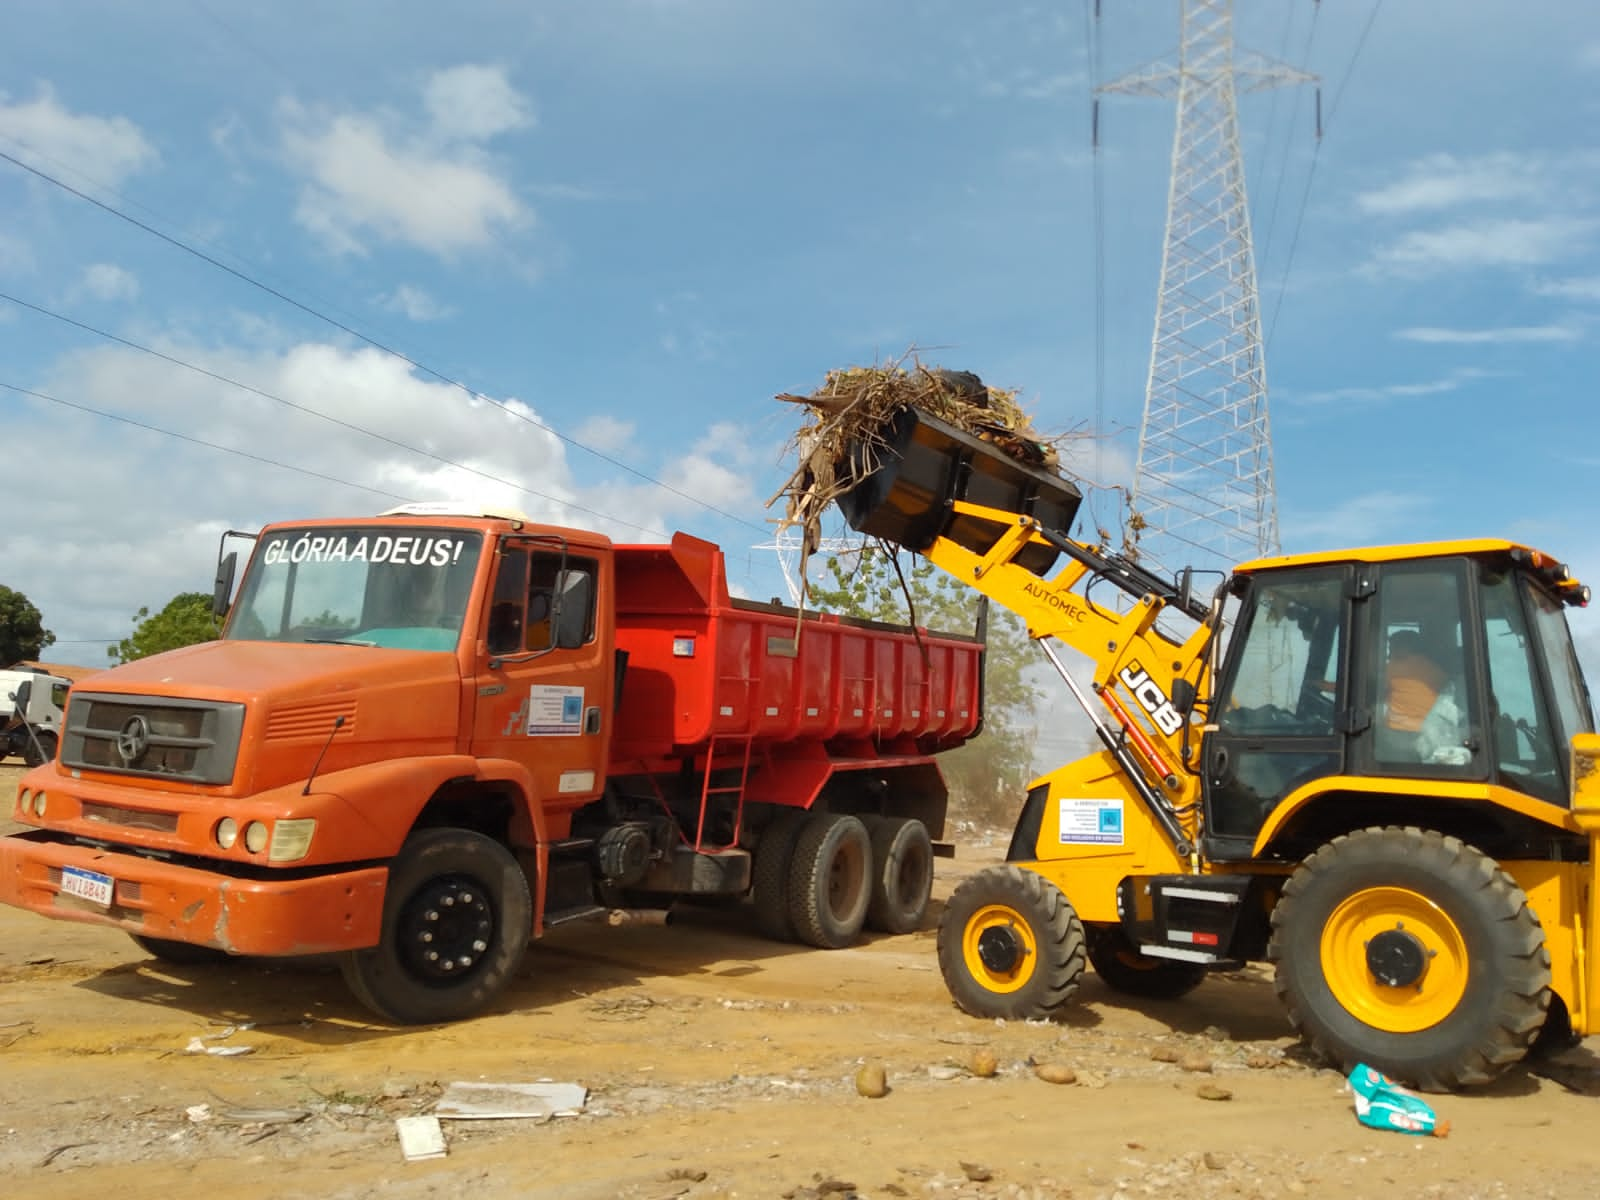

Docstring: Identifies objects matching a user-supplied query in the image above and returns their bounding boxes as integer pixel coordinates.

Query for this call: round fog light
[33,791,47,818]
[243,821,269,854]
[216,817,238,850]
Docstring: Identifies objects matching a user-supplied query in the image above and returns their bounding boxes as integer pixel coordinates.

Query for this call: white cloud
[1368,217,1596,275]
[0,85,156,188]
[379,284,452,321]
[280,66,533,257]
[1284,490,1432,547]
[1288,367,1496,406]
[1395,325,1583,345]
[424,65,533,141]
[1355,153,1539,216]
[74,263,139,302]
[1532,275,1600,302]
[573,414,636,454]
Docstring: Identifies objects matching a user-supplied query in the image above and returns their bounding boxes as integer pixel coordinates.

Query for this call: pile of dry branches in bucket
[767,357,1076,592]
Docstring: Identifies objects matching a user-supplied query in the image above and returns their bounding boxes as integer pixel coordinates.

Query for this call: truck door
[471,541,610,812]
[1201,568,1349,859]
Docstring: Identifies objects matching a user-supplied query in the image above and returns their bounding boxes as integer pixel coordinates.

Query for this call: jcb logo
[1118,662,1183,736]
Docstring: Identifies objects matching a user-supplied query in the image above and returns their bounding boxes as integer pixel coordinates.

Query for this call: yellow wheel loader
[836,407,1596,1090]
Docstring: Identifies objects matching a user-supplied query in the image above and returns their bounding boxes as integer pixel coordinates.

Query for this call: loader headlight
[268,819,317,863]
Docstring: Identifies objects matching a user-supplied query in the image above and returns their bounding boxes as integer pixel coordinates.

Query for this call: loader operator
[1383,630,1445,737]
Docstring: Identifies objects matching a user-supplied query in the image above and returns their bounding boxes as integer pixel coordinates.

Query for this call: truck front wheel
[786,812,872,949]
[22,731,57,767]
[937,865,1085,1020]
[1270,826,1550,1090]
[342,828,533,1024]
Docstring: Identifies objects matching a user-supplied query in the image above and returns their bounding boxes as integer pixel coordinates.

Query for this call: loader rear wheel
[786,812,872,949]
[342,828,532,1025]
[1085,923,1208,999]
[937,865,1085,1021]
[1270,826,1550,1090]
[865,816,934,935]
[751,808,808,942]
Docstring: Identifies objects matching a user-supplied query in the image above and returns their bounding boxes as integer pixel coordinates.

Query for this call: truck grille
[63,692,245,785]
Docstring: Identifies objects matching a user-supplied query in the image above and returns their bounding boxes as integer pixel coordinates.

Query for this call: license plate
[60,866,114,908]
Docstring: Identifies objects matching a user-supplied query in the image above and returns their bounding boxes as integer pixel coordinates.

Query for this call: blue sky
[2,0,1597,678]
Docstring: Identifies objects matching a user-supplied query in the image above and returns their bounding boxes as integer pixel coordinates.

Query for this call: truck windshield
[226,526,483,652]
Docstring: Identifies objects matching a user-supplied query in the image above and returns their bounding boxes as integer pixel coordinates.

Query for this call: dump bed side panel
[610,534,982,761]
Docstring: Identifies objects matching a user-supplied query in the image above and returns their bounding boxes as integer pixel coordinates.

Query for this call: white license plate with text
[60,866,114,908]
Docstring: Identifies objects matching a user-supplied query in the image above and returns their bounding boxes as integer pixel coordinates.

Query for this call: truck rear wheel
[1085,923,1208,999]
[342,828,533,1025]
[937,865,1085,1020]
[1269,826,1550,1090]
[22,731,57,767]
[786,812,872,949]
[865,816,933,935]
[751,808,808,942]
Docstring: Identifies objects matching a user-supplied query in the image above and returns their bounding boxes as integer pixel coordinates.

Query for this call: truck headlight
[268,819,317,863]
[216,817,239,850]
[32,791,47,818]
[243,821,270,854]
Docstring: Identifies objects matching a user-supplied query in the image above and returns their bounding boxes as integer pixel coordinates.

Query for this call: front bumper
[0,830,387,955]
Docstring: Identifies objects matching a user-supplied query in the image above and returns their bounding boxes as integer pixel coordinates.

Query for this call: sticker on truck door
[1059,798,1124,845]
[527,685,584,736]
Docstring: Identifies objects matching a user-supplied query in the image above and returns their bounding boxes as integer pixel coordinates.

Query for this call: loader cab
[1200,545,1593,860]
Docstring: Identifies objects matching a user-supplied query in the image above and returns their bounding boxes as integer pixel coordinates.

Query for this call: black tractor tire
[865,816,934,935]
[342,828,533,1024]
[751,808,808,942]
[937,865,1086,1021]
[22,731,57,768]
[1269,826,1550,1091]
[131,934,230,966]
[786,811,872,949]
[1085,923,1209,999]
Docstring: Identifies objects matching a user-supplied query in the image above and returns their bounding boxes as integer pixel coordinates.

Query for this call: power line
[0,146,765,533]
[0,290,668,538]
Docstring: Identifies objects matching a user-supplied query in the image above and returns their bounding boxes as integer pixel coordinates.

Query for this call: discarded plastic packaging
[1348,1064,1449,1138]
[395,1115,447,1162]
[185,1036,254,1057]
[434,1081,587,1122]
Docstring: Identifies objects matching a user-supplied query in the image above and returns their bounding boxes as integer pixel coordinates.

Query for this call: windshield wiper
[304,637,377,647]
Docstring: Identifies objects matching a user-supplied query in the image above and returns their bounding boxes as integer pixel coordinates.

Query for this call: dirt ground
[1,764,1597,1200]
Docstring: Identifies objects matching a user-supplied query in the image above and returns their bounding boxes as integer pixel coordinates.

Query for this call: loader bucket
[836,408,1082,576]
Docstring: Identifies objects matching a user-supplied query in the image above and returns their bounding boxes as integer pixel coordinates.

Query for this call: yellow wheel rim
[962,903,1037,994]
[1320,886,1468,1033]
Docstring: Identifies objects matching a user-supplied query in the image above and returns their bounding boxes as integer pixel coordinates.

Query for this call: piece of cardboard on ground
[434,1081,588,1121]
[395,1115,447,1162]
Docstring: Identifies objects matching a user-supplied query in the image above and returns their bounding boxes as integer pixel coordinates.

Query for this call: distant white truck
[2,668,70,766]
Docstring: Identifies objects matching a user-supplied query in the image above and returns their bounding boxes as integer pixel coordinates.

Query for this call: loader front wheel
[342,828,532,1025]
[937,866,1085,1021]
[1085,923,1208,999]
[1270,826,1550,1090]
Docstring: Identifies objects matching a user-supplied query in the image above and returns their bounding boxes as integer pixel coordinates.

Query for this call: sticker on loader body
[1058,798,1124,845]
[527,685,585,736]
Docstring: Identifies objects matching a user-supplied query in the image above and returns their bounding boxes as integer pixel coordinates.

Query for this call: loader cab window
[1480,567,1593,805]
[487,545,597,656]
[1204,570,1346,847]
[1368,561,1481,776]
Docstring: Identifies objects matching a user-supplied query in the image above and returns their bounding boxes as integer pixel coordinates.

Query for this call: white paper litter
[434,1081,588,1122]
[395,1115,447,1162]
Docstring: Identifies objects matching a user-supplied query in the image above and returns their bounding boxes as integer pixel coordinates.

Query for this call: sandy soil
[1,763,1597,1200]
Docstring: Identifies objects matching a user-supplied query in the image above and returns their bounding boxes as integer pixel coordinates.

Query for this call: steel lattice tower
[1099,0,1315,577]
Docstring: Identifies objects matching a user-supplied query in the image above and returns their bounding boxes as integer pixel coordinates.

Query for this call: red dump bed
[609,534,983,762]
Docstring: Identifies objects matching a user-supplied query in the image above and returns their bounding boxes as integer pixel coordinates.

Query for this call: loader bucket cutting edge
[835,408,1082,576]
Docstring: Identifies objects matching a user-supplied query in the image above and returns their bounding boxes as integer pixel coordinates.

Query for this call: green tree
[109,592,220,664]
[809,548,1041,826]
[0,585,55,666]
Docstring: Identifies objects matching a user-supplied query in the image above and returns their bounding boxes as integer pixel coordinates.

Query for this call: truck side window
[528,553,597,650]
[488,549,529,654]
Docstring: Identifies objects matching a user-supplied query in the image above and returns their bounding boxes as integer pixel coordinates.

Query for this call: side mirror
[213,551,238,619]
[553,570,593,650]
[1177,567,1194,614]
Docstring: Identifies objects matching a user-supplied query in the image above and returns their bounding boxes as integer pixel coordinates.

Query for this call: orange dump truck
[1,506,982,1021]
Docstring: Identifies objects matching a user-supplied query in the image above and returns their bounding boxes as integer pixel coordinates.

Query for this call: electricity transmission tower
[1098,0,1317,578]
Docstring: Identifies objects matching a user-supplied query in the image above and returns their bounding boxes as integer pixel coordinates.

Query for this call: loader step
[1116,874,1259,965]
